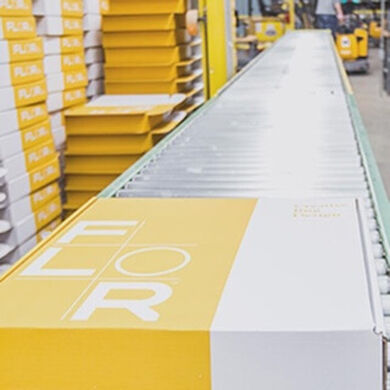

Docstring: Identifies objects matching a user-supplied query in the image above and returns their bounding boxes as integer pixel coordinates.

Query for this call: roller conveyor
[98,31,390,387]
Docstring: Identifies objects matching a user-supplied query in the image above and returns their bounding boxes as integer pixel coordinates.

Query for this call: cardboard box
[0,78,47,111]
[0,194,61,247]
[85,46,103,64]
[65,173,117,191]
[0,37,43,64]
[46,69,87,93]
[49,110,64,129]
[0,58,44,87]
[0,182,60,226]
[51,125,66,151]
[83,14,101,31]
[86,77,103,97]
[47,86,86,112]
[64,154,141,174]
[104,44,191,65]
[1,140,57,179]
[87,62,103,80]
[43,35,83,55]
[103,29,190,48]
[0,102,48,134]
[65,189,97,208]
[0,0,32,16]
[1,156,59,202]
[102,0,189,15]
[36,16,83,36]
[0,16,36,40]
[151,111,187,144]
[104,58,200,82]
[83,30,102,49]
[0,198,384,390]
[33,0,83,17]
[84,0,108,14]
[44,51,85,74]
[65,94,186,135]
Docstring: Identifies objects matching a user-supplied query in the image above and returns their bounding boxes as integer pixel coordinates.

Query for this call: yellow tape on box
[0,37,43,64]
[64,154,141,175]
[0,59,44,87]
[0,16,36,39]
[0,0,32,16]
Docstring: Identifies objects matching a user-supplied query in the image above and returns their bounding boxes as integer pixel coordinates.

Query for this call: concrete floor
[349,48,390,198]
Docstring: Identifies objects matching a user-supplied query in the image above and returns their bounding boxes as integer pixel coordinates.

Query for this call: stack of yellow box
[33,0,88,199]
[102,0,205,114]
[0,0,62,268]
[84,0,107,99]
[63,94,186,216]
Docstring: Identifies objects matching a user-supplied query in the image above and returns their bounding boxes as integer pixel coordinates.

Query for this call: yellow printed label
[14,79,47,108]
[1,16,35,39]
[7,37,43,63]
[17,103,48,129]
[100,0,109,13]
[20,119,51,151]
[9,59,43,86]
[62,87,86,108]
[60,35,83,53]
[28,158,60,192]
[24,141,56,172]
[61,52,85,71]
[30,182,60,212]
[63,69,87,90]
[0,0,31,16]
[62,17,82,35]
[33,196,62,231]
[61,0,83,17]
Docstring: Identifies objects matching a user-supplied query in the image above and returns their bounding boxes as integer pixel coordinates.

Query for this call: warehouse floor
[349,48,390,197]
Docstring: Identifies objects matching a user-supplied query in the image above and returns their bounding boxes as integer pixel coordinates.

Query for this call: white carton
[0,59,44,87]
[86,78,103,97]
[83,30,102,48]
[84,0,108,14]
[43,35,83,55]
[33,0,83,17]
[51,125,66,150]
[87,62,103,80]
[36,16,83,36]
[44,52,85,74]
[0,37,43,64]
[83,14,101,31]
[46,69,87,93]
[85,47,103,64]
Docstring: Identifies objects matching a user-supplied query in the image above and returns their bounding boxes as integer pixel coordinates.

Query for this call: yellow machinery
[336,15,369,73]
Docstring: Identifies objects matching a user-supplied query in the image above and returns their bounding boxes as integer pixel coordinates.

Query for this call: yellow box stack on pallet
[33,0,88,201]
[83,0,107,99]
[63,94,187,216]
[102,0,205,113]
[0,0,62,272]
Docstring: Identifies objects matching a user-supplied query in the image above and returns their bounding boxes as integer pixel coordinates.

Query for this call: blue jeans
[316,14,338,37]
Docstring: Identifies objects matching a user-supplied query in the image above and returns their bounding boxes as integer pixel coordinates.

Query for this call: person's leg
[315,14,326,29]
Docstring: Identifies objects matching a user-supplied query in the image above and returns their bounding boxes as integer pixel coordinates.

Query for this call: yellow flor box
[105,71,203,95]
[64,154,141,175]
[44,51,85,74]
[33,0,83,17]
[0,0,32,16]
[0,198,384,390]
[0,58,44,87]
[84,0,109,14]
[0,102,48,134]
[104,44,192,65]
[66,133,153,155]
[103,29,190,48]
[36,15,83,36]
[43,35,83,55]
[0,78,47,111]
[46,69,87,93]
[104,58,201,82]
[47,87,86,113]
[0,37,43,64]
[103,0,188,15]
[152,111,187,144]
[0,16,36,40]
[0,119,52,158]
[65,173,118,191]
[65,94,186,135]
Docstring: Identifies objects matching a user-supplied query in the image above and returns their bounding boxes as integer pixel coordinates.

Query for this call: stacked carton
[33,0,88,198]
[84,0,107,99]
[63,94,186,216]
[0,0,62,270]
[102,0,205,114]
